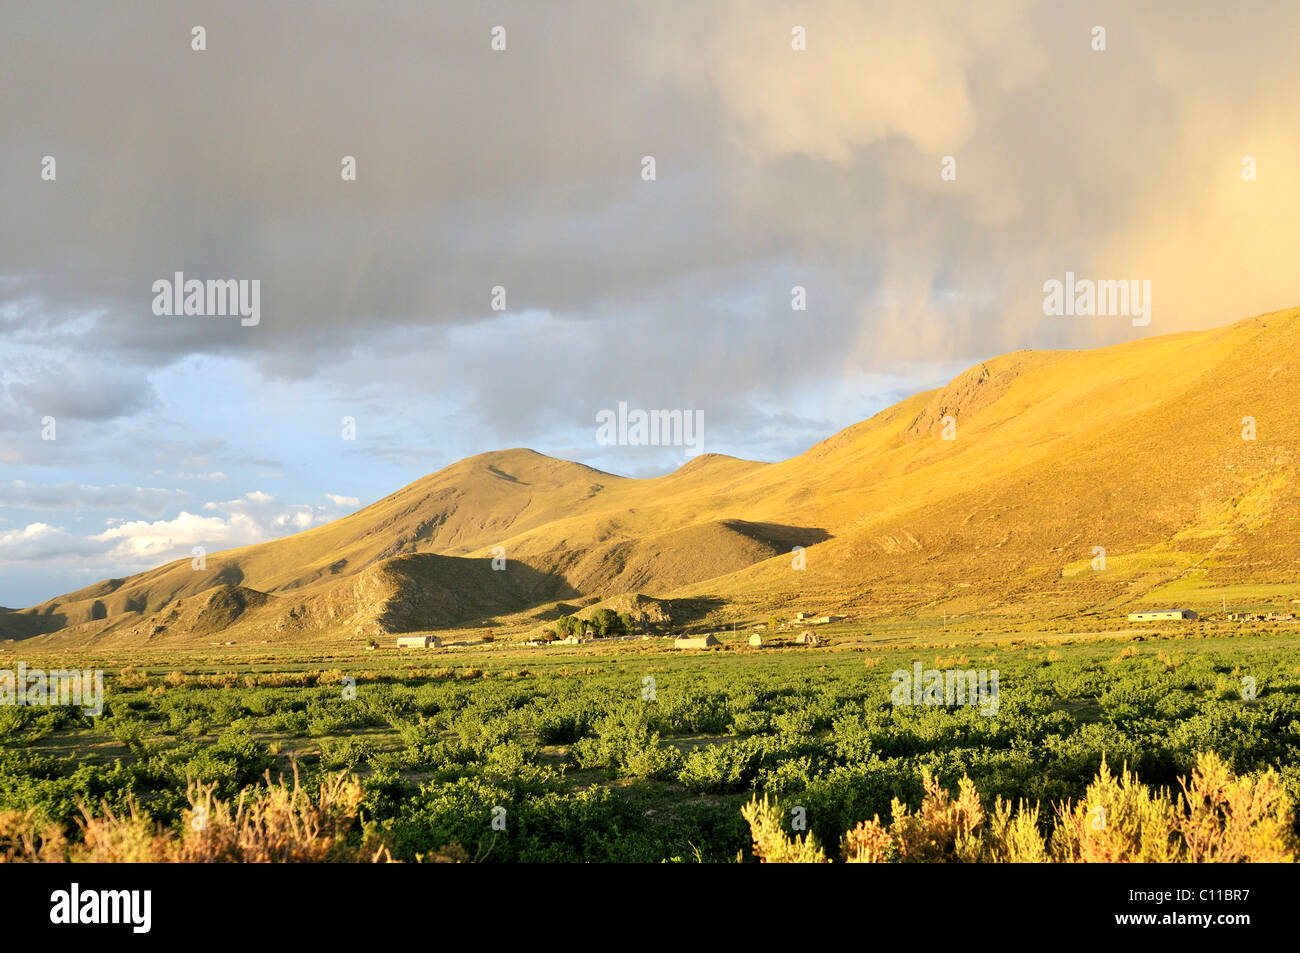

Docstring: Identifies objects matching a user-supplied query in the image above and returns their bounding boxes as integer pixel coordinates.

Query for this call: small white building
[749,633,763,647]
[1128,609,1198,622]
[675,634,722,649]
[396,635,442,648]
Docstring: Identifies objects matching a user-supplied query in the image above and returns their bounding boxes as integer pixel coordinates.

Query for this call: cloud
[194,491,348,536]
[0,481,187,517]
[4,359,157,422]
[0,523,107,563]
[95,511,259,563]
[3,2,1296,424]
[0,492,356,569]
[664,1,1036,164]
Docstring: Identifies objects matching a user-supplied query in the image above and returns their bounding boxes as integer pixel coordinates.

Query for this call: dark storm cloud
[1,0,1298,447]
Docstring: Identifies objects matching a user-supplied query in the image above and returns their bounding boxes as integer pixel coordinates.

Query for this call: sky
[2,0,1298,607]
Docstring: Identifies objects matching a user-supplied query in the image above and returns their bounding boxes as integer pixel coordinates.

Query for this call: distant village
[375,603,1299,653]
[386,608,848,651]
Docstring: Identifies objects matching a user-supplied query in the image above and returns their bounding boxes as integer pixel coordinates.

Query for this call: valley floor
[3,622,1298,862]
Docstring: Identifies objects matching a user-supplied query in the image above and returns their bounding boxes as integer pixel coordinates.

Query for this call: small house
[1127,609,1198,622]
[396,635,442,648]
[748,633,763,647]
[674,634,722,649]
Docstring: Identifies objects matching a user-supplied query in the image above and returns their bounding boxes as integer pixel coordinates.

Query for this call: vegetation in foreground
[3,751,1292,863]
[745,752,1297,863]
[2,632,1299,862]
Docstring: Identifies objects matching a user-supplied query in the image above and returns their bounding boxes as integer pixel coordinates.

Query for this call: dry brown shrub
[753,754,1298,864]
[2,770,391,863]
[842,815,893,863]
[116,666,150,689]
[0,810,68,862]
[178,768,371,863]
[891,772,985,862]
[78,801,176,862]
[1177,752,1298,862]
[199,672,240,689]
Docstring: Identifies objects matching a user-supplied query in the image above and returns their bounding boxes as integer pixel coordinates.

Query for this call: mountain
[7,307,1300,647]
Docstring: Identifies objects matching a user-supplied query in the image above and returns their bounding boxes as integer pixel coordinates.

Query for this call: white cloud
[95,511,259,562]
[0,523,108,563]
[0,491,356,569]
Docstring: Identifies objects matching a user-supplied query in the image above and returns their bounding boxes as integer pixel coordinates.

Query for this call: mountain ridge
[7,307,1299,646]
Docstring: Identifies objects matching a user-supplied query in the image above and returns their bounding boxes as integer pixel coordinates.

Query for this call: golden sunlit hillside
[6,307,1299,647]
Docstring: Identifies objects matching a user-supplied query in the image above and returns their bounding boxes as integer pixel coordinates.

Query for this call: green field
[3,624,1299,862]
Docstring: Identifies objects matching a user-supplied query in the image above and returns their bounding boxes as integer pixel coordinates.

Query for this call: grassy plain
[4,618,1299,861]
